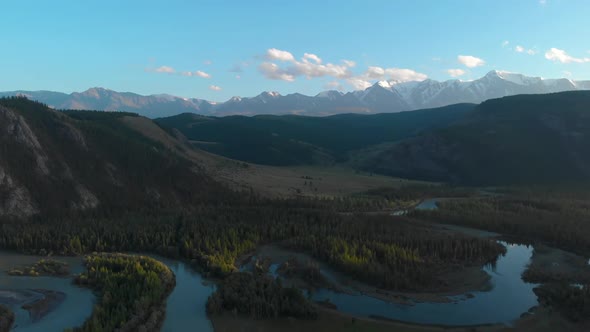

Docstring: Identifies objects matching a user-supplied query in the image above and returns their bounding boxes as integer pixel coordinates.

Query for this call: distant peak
[484,70,501,77]
[262,91,281,97]
[85,87,111,92]
[316,90,343,98]
[377,80,393,89]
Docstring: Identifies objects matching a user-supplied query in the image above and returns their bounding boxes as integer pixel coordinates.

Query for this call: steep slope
[0,97,227,219]
[360,91,590,185]
[156,103,474,166]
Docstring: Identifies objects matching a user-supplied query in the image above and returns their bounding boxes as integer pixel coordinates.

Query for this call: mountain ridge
[358,90,590,185]
[2,71,589,118]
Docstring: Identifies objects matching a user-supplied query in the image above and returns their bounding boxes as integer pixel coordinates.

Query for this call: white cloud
[154,66,175,73]
[291,61,352,79]
[303,53,322,64]
[344,67,427,90]
[545,48,590,63]
[203,60,212,65]
[342,60,356,67]
[209,85,222,91]
[365,66,385,79]
[258,49,356,81]
[356,66,427,82]
[324,81,344,91]
[515,45,537,55]
[181,70,211,78]
[385,68,427,82]
[562,70,572,77]
[266,48,295,62]
[458,55,485,68]
[447,69,466,77]
[258,62,295,82]
[346,78,372,90]
[195,70,211,78]
[257,48,426,90]
[502,40,510,48]
[235,75,241,79]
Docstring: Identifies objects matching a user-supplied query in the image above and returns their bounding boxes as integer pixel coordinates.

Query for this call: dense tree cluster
[534,283,590,322]
[415,194,590,256]
[283,215,504,290]
[69,253,175,332]
[206,272,317,319]
[8,258,69,277]
[277,258,328,288]
[0,203,504,291]
[0,305,14,332]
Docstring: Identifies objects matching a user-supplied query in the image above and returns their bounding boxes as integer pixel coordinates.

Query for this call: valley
[0,94,589,331]
[4,2,590,331]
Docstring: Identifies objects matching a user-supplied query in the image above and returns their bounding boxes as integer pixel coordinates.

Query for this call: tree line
[68,253,175,332]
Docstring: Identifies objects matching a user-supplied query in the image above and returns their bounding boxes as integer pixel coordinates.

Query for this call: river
[308,241,538,326]
[0,253,94,332]
[0,197,556,329]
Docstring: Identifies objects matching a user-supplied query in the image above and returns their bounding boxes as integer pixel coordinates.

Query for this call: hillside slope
[360,91,590,185]
[0,97,227,219]
[155,103,474,166]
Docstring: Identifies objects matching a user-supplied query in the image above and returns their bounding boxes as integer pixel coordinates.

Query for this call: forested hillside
[360,91,590,185]
[155,103,474,166]
[0,97,231,219]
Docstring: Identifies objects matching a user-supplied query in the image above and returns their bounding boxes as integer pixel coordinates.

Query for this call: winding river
[0,198,558,329]
[309,241,538,326]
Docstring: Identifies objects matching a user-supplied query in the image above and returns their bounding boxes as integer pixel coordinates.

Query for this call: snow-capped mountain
[0,88,216,118]
[2,71,589,118]
[384,70,589,110]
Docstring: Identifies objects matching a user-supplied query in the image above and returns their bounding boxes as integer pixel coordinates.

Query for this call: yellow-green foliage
[72,253,174,332]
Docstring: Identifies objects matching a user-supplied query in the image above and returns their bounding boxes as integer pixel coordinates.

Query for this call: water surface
[0,252,94,331]
[147,256,216,332]
[309,242,538,326]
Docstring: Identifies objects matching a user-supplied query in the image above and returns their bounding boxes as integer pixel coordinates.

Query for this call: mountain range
[2,71,589,118]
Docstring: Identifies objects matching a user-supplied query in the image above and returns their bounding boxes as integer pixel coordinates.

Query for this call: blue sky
[1,0,589,101]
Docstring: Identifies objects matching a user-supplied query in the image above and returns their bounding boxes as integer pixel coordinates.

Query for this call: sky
[1,0,590,101]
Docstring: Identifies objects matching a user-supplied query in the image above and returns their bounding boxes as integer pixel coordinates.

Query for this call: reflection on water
[309,241,538,326]
[147,256,216,332]
[0,252,94,331]
[392,198,439,216]
[415,198,439,211]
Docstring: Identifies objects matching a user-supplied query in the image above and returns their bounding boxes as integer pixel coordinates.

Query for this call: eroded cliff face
[0,98,222,219]
[0,105,49,175]
[0,165,38,218]
[0,105,100,218]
